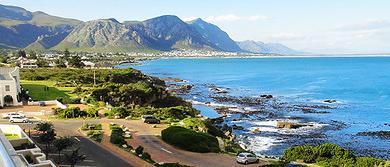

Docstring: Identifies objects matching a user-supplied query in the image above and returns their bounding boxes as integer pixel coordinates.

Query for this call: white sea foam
[187,100,236,108]
[238,135,283,153]
[234,118,327,155]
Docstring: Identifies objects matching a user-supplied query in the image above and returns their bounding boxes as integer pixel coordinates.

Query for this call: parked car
[143,116,160,124]
[141,115,154,121]
[9,116,29,123]
[236,152,259,165]
[2,112,25,119]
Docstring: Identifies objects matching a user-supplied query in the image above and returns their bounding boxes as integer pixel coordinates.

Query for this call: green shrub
[57,97,81,104]
[161,126,220,153]
[110,128,125,145]
[81,123,102,131]
[283,143,387,167]
[355,157,385,167]
[87,130,103,142]
[283,145,317,163]
[53,107,87,118]
[224,141,245,154]
[135,145,144,155]
[108,107,129,118]
[141,152,154,163]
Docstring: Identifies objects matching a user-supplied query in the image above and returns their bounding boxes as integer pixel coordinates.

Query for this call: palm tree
[35,122,56,156]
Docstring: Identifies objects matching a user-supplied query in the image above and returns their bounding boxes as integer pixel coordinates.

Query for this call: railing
[0,133,16,167]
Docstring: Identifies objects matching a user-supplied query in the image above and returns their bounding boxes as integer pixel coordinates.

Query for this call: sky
[1,0,390,54]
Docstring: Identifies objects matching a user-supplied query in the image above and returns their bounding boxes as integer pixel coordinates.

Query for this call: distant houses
[18,57,38,69]
[0,67,21,107]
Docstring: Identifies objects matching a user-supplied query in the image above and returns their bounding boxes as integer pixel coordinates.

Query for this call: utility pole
[93,69,96,87]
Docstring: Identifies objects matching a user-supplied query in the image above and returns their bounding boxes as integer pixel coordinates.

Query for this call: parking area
[0,105,56,113]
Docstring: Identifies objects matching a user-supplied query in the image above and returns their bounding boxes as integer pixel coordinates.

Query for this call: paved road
[0,119,269,167]
[76,136,133,167]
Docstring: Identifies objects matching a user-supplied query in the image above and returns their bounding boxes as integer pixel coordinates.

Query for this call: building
[0,124,56,167]
[0,67,22,107]
[19,58,38,69]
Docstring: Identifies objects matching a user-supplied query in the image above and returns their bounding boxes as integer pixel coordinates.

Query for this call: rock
[260,94,273,99]
[161,77,183,82]
[224,131,231,137]
[324,99,337,103]
[124,134,132,138]
[209,85,229,94]
[182,84,192,90]
[276,121,303,129]
[176,84,193,92]
[252,128,261,134]
[232,124,244,130]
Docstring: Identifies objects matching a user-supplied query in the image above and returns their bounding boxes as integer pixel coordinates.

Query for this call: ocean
[117,56,390,158]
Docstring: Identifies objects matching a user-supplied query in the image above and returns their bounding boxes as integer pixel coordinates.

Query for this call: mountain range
[0,4,301,54]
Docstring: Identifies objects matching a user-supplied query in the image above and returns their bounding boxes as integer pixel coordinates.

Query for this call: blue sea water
[117,56,390,158]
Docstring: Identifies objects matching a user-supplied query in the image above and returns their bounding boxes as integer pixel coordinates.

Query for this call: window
[5,85,10,91]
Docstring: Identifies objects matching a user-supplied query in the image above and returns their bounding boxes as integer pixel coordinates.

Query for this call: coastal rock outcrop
[260,94,273,99]
[357,131,390,140]
[324,99,337,103]
[276,121,304,129]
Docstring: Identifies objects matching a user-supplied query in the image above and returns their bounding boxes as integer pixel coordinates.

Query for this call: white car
[9,116,29,123]
[2,112,25,119]
[236,152,259,165]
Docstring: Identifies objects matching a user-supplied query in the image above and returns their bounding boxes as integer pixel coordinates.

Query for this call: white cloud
[183,14,269,22]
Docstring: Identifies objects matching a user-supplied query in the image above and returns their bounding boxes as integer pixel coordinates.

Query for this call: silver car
[236,152,259,165]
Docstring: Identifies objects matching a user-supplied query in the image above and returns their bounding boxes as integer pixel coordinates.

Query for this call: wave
[188,100,237,108]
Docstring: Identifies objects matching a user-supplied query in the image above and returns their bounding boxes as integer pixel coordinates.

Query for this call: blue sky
[1,0,390,54]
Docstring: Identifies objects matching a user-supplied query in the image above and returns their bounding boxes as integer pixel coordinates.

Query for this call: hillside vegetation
[283,143,390,167]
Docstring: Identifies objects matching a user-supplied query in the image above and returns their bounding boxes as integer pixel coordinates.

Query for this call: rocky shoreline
[157,74,390,159]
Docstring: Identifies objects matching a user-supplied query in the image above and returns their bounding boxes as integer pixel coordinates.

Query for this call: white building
[0,67,22,107]
[0,124,56,167]
[19,57,38,69]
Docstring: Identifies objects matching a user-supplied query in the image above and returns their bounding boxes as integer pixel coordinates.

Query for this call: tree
[36,58,48,67]
[4,95,13,105]
[18,50,27,58]
[53,137,75,163]
[40,129,56,156]
[55,58,67,68]
[68,55,84,68]
[63,49,70,60]
[0,56,8,64]
[28,51,37,59]
[35,122,56,156]
[65,147,86,167]
[34,122,54,133]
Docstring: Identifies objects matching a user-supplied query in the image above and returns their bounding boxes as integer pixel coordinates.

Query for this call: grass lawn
[4,133,20,140]
[21,80,77,101]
